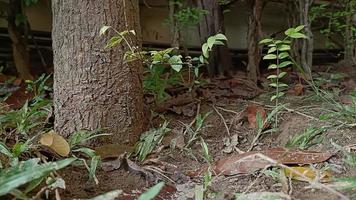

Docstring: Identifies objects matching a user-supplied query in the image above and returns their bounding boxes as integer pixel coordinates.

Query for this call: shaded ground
[56,68,356,200]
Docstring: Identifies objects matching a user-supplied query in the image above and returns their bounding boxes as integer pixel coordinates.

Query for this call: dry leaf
[40,130,70,157]
[245,104,267,129]
[284,166,332,182]
[189,147,333,176]
[287,83,304,96]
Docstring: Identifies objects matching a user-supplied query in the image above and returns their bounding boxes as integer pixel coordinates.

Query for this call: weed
[184,111,211,148]
[286,126,327,150]
[0,99,51,136]
[100,26,227,103]
[260,25,307,127]
[134,121,170,162]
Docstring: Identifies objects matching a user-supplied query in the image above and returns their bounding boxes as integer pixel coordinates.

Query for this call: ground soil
[56,69,356,200]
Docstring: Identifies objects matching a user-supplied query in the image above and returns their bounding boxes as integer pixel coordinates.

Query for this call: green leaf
[105,36,123,49]
[268,64,277,69]
[259,38,273,44]
[278,72,287,78]
[278,44,291,51]
[214,33,227,41]
[138,182,165,200]
[72,147,96,157]
[89,156,100,183]
[294,25,305,32]
[289,32,308,39]
[271,92,285,101]
[90,190,123,200]
[267,47,277,54]
[202,43,209,58]
[269,83,278,88]
[0,142,12,158]
[278,61,293,68]
[100,26,111,35]
[267,75,278,79]
[168,55,183,72]
[0,158,76,196]
[263,54,277,60]
[213,41,225,45]
[279,83,289,87]
[207,36,215,49]
[278,52,289,59]
[284,28,295,36]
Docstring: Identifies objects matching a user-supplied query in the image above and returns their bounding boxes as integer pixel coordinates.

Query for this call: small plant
[286,126,327,150]
[0,99,51,135]
[134,121,170,162]
[195,138,213,200]
[249,104,284,151]
[184,111,212,148]
[25,74,52,103]
[100,26,227,103]
[259,25,307,127]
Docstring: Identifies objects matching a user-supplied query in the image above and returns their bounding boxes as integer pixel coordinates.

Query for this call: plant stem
[275,44,279,128]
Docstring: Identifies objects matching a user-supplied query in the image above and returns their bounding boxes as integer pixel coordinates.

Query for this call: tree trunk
[196,0,233,76]
[52,0,145,145]
[169,0,180,50]
[246,0,263,83]
[298,0,314,76]
[344,1,356,66]
[7,0,33,80]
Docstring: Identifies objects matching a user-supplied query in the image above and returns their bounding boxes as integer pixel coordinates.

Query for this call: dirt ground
[56,69,356,200]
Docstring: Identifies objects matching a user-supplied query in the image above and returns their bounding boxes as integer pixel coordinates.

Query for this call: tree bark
[246,0,263,83]
[52,0,145,145]
[344,0,356,66]
[298,0,314,76]
[196,0,233,76]
[7,0,33,80]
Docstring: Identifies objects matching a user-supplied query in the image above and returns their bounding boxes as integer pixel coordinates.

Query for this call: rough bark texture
[246,0,263,83]
[52,0,145,144]
[298,0,314,75]
[7,0,33,80]
[197,0,233,76]
[344,1,356,66]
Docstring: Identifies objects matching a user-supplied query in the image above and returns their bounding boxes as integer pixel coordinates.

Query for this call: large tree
[52,0,145,144]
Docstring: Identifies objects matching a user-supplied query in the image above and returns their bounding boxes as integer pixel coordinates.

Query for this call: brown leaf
[194,147,333,176]
[4,85,34,109]
[245,104,267,129]
[12,78,22,86]
[40,130,70,157]
[287,83,304,96]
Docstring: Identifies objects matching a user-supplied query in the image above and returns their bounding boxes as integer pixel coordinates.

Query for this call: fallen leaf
[40,130,70,157]
[284,166,332,182]
[245,104,267,129]
[4,85,34,109]
[12,78,22,86]
[287,83,304,96]
[189,147,333,176]
[222,134,239,154]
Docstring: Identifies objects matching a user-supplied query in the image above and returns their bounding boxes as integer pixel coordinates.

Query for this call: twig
[212,104,231,136]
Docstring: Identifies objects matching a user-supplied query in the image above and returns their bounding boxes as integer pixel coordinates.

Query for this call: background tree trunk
[298,0,314,76]
[196,0,233,76]
[52,0,145,145]
[344,0,356,66]
[246,0,263,83]
[7,0,33,80]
